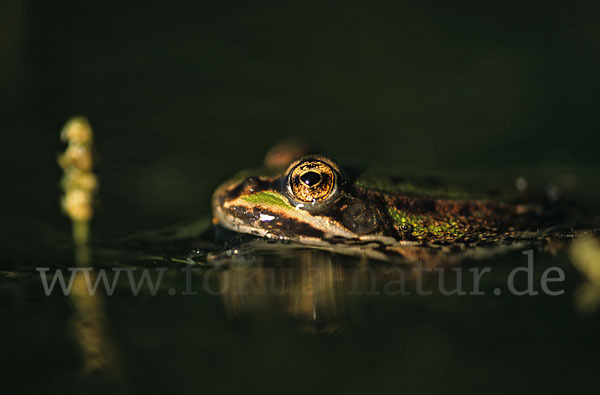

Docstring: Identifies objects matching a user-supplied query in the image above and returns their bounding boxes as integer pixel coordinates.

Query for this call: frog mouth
[213,192,355,241]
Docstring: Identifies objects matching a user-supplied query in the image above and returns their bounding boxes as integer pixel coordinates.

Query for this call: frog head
[212,155,399,246]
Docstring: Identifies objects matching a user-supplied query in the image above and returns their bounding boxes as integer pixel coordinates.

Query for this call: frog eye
[286,157,340,204]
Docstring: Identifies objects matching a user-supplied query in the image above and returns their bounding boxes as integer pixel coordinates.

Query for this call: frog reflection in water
[219,250,348,334]
[212,144,570,263]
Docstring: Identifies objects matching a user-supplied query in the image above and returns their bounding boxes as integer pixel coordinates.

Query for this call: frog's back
[354,173,561,246]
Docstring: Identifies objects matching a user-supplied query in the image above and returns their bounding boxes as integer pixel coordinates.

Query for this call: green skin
[212,154,558,262]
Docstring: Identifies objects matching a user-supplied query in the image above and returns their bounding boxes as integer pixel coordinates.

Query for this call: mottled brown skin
[384,193,543,244]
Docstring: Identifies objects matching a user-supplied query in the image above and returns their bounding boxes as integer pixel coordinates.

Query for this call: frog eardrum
[285,156,341,204]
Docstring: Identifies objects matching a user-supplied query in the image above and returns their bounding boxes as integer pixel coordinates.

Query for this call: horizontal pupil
[300,171,322,186]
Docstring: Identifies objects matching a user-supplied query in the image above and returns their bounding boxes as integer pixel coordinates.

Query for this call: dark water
[2,1,600,394]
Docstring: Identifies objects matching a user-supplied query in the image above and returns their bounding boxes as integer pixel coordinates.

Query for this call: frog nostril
[242,177,259,192]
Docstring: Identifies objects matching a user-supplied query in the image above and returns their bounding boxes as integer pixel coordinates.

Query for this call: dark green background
[2,0,600,239]
[1,1,600,394]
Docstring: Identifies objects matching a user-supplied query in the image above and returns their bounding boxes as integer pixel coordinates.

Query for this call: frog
[212,144,573,263]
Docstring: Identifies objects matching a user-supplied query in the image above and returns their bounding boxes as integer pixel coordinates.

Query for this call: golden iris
[289,160,336,202]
